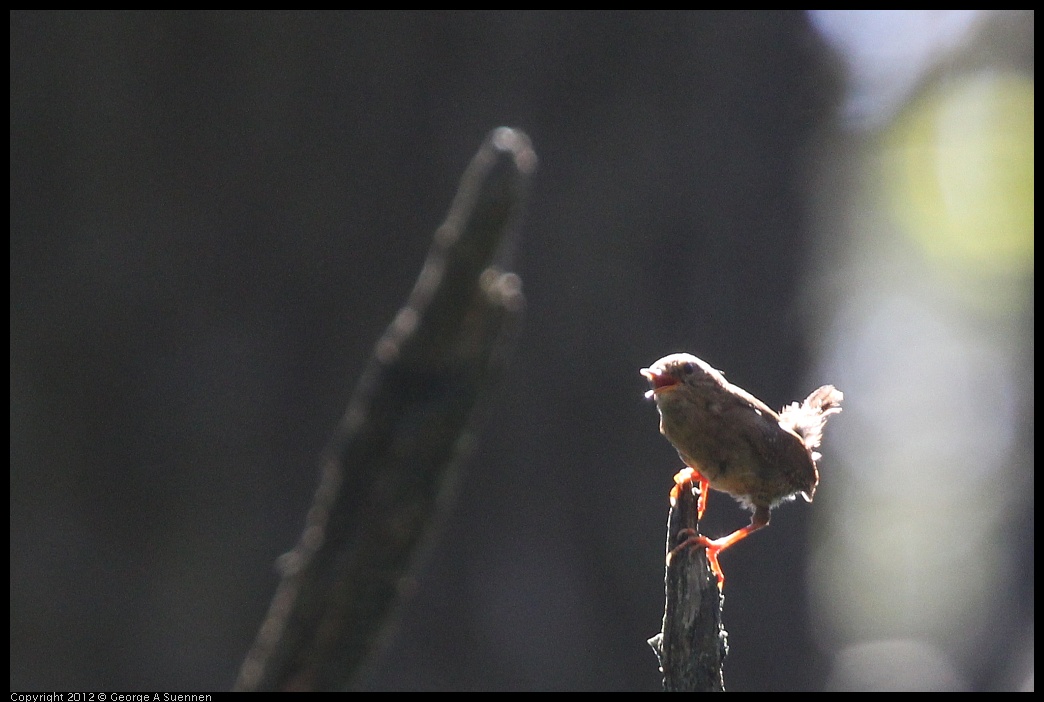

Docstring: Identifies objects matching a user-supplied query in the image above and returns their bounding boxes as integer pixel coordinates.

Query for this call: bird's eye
[681,361,695,375]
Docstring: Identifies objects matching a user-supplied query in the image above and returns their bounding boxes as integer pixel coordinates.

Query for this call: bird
[640,353,842,585]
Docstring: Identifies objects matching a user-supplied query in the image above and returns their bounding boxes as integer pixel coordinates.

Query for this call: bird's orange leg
[668,505,771,587]
[670,467,710,520]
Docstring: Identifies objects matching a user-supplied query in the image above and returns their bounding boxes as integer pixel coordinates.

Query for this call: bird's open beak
[641,367,679,398]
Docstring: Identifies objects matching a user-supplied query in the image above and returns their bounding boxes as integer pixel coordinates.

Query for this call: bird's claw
[670,467,709,521]
[667,527,725,589]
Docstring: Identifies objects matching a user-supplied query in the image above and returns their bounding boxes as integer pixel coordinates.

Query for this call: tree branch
[235,127,537,691]
[648,475,728,691]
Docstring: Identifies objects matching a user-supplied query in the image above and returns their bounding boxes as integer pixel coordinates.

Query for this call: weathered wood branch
[648,475,728,692]
[235,127,536,691]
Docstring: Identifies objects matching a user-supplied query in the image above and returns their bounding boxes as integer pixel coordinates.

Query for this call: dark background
[11,11,837,690]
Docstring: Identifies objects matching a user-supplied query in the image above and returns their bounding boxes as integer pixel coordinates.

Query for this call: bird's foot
[667,528,726,589]
[670,468,709,521]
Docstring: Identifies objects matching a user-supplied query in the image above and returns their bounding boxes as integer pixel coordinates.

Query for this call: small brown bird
[641,353,842,584]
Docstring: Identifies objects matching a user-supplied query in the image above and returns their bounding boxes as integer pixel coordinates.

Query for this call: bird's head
[640,353,723,400]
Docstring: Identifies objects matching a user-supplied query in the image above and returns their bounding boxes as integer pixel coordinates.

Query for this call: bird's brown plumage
[641,353,843,583]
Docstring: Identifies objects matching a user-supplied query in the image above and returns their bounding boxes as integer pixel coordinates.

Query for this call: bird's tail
[780,385,843,456]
